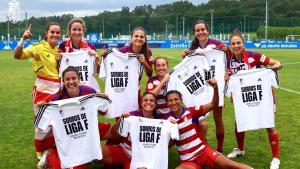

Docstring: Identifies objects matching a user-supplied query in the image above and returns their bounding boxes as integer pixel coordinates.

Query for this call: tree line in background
[1,0,300,41]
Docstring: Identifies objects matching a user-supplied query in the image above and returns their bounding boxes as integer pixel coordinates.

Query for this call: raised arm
[14,24,32,59]
[203,78,219,113]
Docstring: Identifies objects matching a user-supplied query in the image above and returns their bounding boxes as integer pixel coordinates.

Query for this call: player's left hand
[272,63,282,70]
[98,92,109,99]
[207,78,218,88]
[55,52,62,61]
[138,54,146,64]
[36,101,46,107]
[88,49,97,56]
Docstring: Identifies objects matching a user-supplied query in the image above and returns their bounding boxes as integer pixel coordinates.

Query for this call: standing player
[166,79,252,169]
[14,22,62,160]
[102,27,153,108]
[226,29,281,169]
[146,57,170,116]
[182,20,226,152]
[58,18,100,92]
[44,66,111,169]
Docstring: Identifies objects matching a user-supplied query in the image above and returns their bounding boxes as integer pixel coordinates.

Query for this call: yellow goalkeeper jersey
[21,40,59,80]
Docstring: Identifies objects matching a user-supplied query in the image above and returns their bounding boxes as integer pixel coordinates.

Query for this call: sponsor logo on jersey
[59,109,64,116]
[260,55,266,62]
[147,83,154,89]
[239,78,243,85]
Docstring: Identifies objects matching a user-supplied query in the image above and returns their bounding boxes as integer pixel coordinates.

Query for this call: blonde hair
[67,18,86,36]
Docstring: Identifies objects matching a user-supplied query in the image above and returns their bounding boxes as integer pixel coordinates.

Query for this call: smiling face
[63,70,80,96]
[141,93,156,113]
[70,22,84,43]
[131,29,146,48]
[154,58,168,77]
[194,23,209,44]
[45,25,61,47]
[167,93,182,114]
[230,35,244,57]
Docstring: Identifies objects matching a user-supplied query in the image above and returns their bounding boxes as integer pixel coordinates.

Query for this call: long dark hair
[189,20,210,50]
[44,22,61,40]
[131,27,151,60]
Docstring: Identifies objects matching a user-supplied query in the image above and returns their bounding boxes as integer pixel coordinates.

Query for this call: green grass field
[0,48,300,169]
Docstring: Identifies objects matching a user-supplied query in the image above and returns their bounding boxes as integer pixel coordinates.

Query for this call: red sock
[216,132,224,151]
[268,133,280,158]
[235,126,245,150]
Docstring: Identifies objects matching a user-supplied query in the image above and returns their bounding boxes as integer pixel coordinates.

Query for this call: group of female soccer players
[14,17,282,169]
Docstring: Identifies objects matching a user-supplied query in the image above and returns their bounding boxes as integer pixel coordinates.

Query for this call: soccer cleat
[270,158,280,169]
[37,150,49,169]
[227,148,244,158]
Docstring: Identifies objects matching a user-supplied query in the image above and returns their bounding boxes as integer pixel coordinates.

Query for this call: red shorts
[182,146,221,169]
[106,145,131,168]
[98,122,111,139]
[46,148,89,169]
[195,146,221,168]
[180,161,202,169]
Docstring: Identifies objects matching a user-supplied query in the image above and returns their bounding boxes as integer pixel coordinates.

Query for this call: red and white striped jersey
[166,106,207,161]
[146,76,170,114]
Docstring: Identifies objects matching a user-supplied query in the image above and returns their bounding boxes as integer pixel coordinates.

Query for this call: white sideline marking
[282,62,300,65]
[152,52,181,61]
[153,52,300,96]
[279,87,300,95]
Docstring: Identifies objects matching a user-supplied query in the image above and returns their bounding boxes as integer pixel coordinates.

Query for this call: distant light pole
[182,16,185,39]
[165,21,168,39]
[102,16,105,39]
[243,16,246,34]
[7,16,10,41]
[209,9,214,35]
[265,0,268,41]
[128,23,131,36]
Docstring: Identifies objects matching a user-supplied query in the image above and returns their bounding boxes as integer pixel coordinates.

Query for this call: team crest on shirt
[178,74,183,80]
[153,80,160,85]
[248,57,255,64]
[260,55,267,62]
[239,78,243,85]
[147,83,154,89]
[183,116,188,122]
[59,109,64,116]
[110,62,114,69]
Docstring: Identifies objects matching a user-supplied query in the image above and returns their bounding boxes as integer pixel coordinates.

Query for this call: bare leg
[214,155,252,169]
